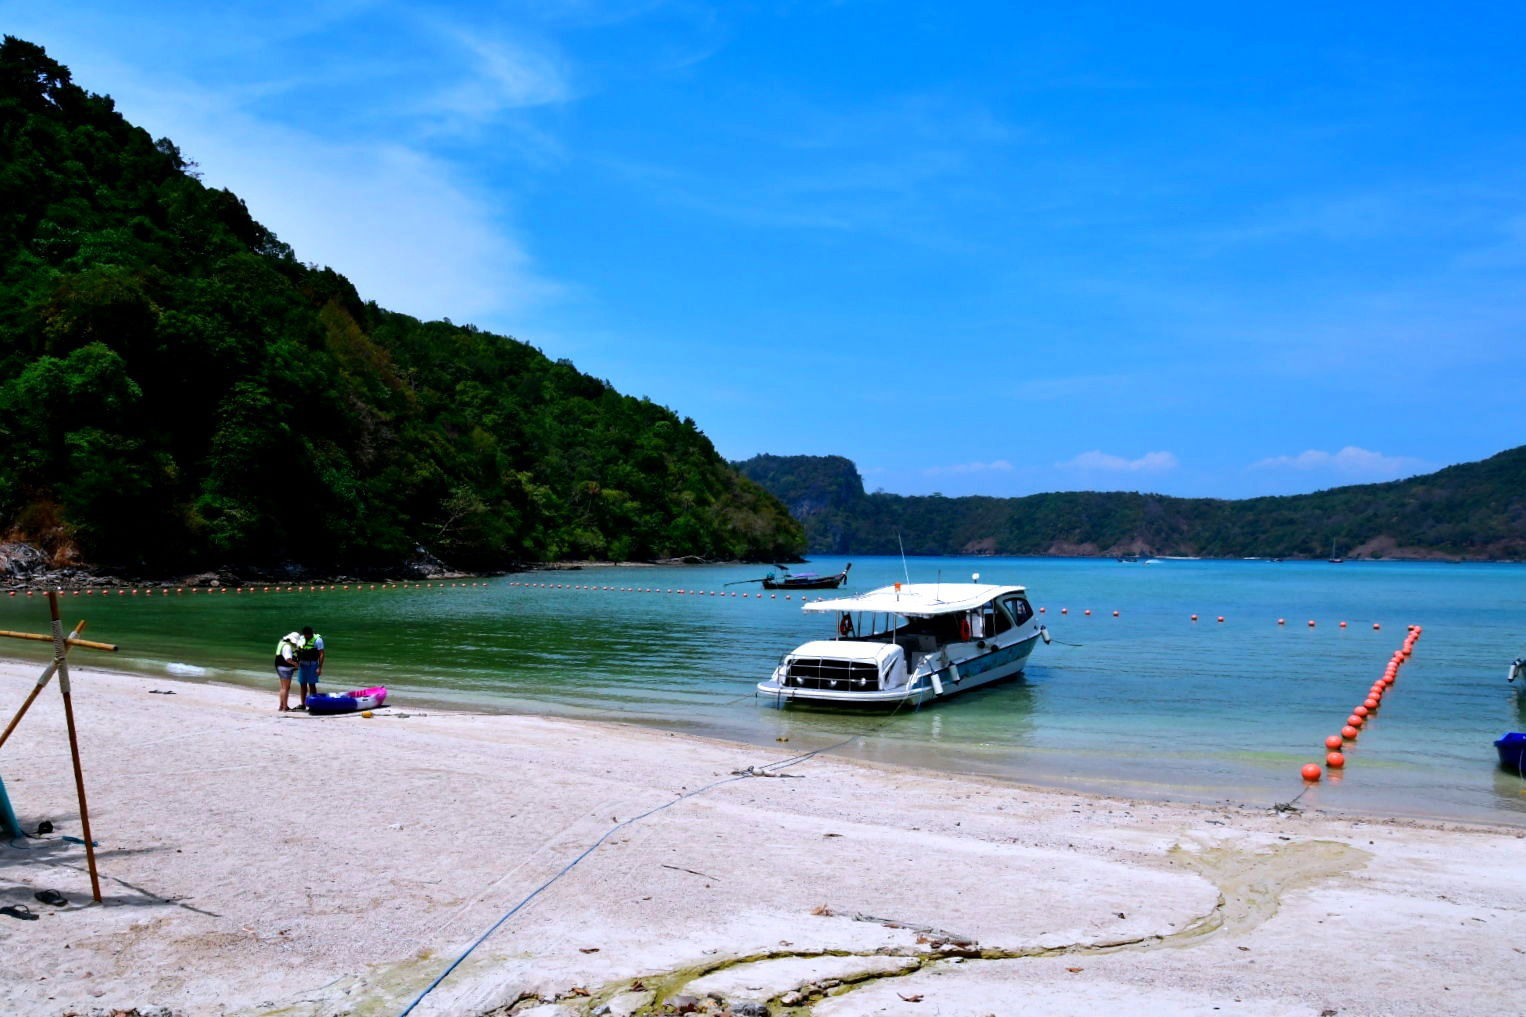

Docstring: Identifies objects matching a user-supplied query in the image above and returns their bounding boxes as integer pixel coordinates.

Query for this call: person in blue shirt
[296,626,325,708]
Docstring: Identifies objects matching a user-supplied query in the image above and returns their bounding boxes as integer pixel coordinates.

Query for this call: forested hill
[735,447,1526,561]
[0,38,803,573]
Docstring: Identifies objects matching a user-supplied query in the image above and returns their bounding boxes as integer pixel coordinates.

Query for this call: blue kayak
[305,686,387,715]
[1496,732,1526,773]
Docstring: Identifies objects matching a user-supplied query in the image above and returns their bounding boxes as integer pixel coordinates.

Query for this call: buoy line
[1286,625,1423,798]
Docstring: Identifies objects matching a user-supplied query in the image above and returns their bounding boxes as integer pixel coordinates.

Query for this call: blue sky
[7,1,1525,498]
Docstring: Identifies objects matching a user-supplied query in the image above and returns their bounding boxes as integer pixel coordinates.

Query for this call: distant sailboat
[1328,538,1344,564]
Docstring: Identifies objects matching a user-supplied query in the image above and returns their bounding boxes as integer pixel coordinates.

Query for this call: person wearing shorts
[296,626,325,705]
[274,631,301,711]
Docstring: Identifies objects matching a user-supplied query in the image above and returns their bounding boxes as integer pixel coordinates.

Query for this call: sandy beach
[1,658,1523,1017]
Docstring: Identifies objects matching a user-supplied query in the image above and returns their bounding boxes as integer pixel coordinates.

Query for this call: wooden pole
[48,593,102,903]
[0,629,118,652]
[0,620,85,752]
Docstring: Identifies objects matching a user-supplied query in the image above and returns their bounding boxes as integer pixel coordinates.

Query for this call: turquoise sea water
[2,556,1523,824]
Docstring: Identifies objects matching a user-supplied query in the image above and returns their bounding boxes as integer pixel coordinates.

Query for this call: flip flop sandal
[1,904,38,921]
[34,889,68,907]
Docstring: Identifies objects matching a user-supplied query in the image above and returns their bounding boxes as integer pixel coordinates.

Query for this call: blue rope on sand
[395,771,750,1017]
[396,704,913,1016]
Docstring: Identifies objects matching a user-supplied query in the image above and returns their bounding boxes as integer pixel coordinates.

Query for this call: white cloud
[92,66,560,324]
[1057,450,1179,472]
[922,459,1014,476]
[427,29,571,120]
[1249,446,1429,478]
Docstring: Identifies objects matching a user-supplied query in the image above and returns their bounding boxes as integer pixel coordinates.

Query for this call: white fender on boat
[1040,625,1052,645]
[1510,658,1524,683]
[930,669,944,696]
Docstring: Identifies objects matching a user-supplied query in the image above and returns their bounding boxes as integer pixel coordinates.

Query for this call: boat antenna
[897,531,911,586]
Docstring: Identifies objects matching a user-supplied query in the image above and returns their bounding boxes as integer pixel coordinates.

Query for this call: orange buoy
[1061,608,1068,614]
[1191,614,1199,622]
[1342,725,1360,740]
[1347,714,1364,728]
[1038,606,1046,613]
[1324,734,1343,750]
[1326,751,1345,768]
[1112,610,1119,617]
[1339,621,1347,628]
[1363,697,1379,709]
[1308,619,1316,627]
[1354,705,1369,718]
[1277,618,1285,625]
[1373,623,1381,630]
[1084,609,1091,616]
[1217,615,1225,623]
[1301,763,1322,782]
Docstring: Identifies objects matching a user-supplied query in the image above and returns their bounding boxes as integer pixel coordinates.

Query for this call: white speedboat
[758,581,1047,706]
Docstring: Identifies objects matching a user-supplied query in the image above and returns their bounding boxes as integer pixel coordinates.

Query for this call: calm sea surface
[3,556,1523,824]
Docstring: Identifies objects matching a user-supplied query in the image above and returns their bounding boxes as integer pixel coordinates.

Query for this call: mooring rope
[394,696,915,1017]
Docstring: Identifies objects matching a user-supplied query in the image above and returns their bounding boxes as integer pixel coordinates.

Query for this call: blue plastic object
[1495,732,1526,773]
[306,693,361,715]
[0,772,20,839]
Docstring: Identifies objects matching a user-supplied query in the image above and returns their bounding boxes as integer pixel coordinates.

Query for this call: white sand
[0,658,1522,1017]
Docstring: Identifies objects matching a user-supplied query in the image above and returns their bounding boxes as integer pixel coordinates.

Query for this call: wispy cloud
[1057,450,1179,472]
[1249,446,1429,478]
[109,73,560,323]
[598,92,1017,243]
[426,28,572,120]
[923,460,1015,476]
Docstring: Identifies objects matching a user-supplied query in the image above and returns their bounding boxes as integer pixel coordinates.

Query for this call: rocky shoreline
[0,540,475,592]
[0,543,801,592]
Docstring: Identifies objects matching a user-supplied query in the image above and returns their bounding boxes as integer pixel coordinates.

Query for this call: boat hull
[762,573,849,590]
[1496,732,1526,773]
[758,633,1038,707]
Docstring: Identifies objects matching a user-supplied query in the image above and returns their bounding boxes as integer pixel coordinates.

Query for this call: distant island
[735,447,1526,561]
[0,38,803,579]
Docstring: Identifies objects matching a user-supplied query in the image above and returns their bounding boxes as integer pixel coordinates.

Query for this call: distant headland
[734,445,1526,561]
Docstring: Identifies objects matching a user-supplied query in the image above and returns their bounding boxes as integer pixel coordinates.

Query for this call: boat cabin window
[1000,595,1033,627]
[896,613,968,645]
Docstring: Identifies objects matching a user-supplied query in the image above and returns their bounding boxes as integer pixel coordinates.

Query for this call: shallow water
[2,556,1523,824]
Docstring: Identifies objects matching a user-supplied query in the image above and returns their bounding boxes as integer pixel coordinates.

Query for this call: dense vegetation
[736,447,1526,560]
[0,38,803,572]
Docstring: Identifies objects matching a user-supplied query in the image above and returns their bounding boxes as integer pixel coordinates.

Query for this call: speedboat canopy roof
[802,583,1026,618]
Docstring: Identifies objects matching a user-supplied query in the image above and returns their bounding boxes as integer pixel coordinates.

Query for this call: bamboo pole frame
[0,593,117,902]
[0,620,85,751]
[0,629,118,652]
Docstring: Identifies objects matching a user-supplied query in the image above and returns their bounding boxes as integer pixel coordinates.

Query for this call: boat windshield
[837,599,1018,644]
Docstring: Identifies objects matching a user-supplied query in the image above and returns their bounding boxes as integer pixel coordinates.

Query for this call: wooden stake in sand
[0,592,118,902]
